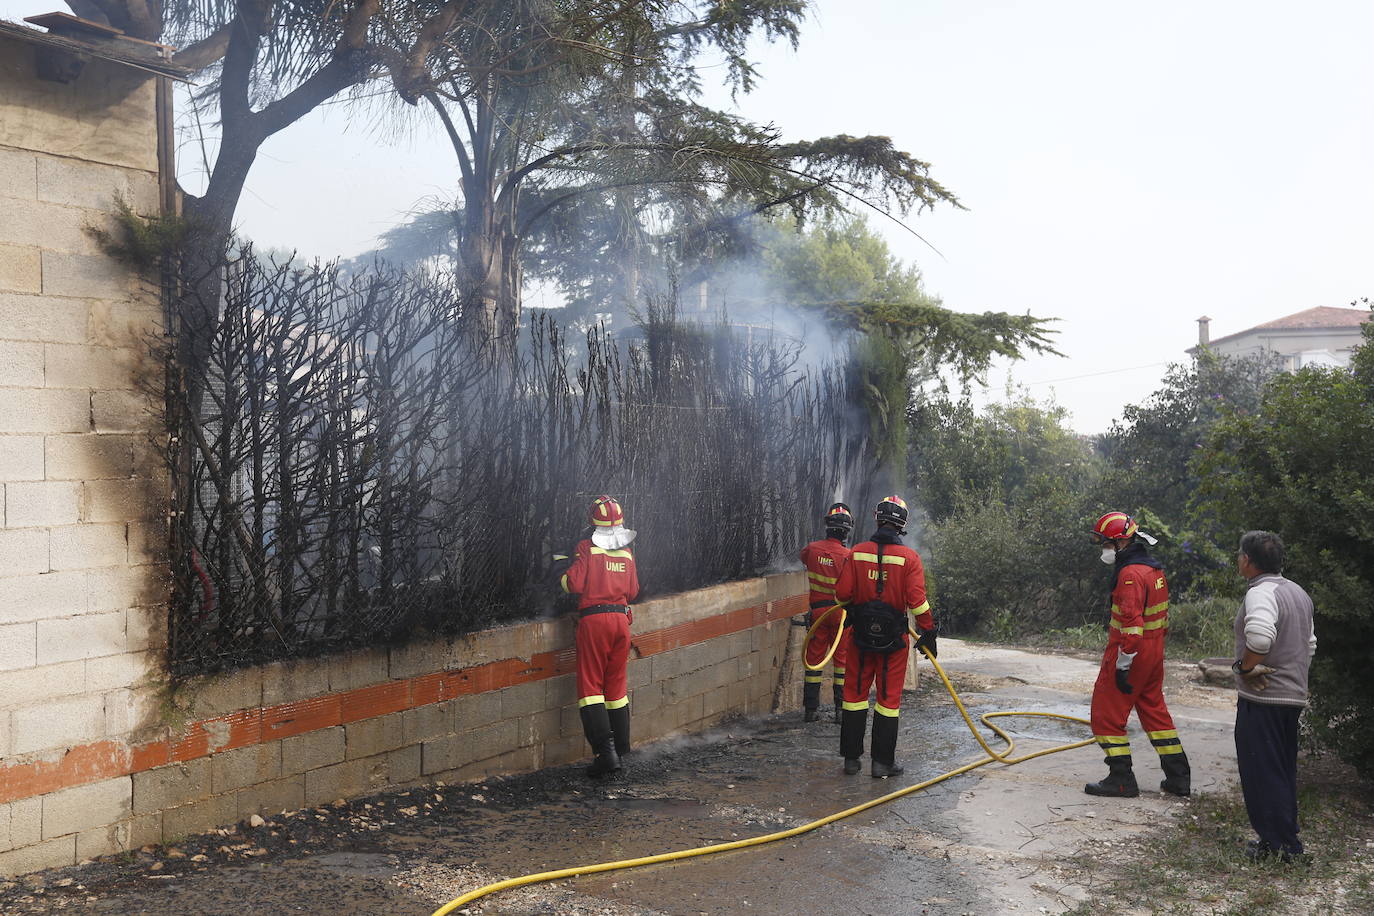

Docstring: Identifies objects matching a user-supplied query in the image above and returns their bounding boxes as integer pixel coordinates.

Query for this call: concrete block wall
[0,38,170,876]
[0,571,807,874]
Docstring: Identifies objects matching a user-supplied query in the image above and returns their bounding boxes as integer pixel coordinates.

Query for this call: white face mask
[1100,546,1116,565]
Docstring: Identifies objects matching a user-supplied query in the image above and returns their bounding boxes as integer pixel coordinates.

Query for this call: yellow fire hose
[429,610,1094,916]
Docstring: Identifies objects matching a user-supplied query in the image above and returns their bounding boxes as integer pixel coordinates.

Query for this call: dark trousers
[1234,697,1303,855]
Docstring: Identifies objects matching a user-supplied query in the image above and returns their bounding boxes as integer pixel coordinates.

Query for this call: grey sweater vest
[1233,573,1316,707]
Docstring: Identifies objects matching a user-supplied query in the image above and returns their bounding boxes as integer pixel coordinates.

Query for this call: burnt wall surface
[0,572,806,875]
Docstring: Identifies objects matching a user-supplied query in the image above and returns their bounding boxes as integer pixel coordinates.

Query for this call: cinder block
[45,433,135,480]
[302,758,368,807]
[11,692,104,754]
[0,659,86,709]
[103,686,160,737]
[235,776,304,818]
[402,700,455,745]
[211,743,282,795]
[0,148,37,200]
[41,776,132,839]
[124,604,168,651]
[261,658,331,707]
[0,622,35,672]
[90,389,152,434]
[75,812,162,861]
[87,299,162,350]
[176,666,262,719]
[0,571,89,625]
[9,799,41,851]
[35,610,126,664]
[86,650,158,692]
[45,343,138,390]
[161,793,235,842]
[133,759,211,815]
[0,243,40,294]
[545,734,585,768]
[5,479,83,526]
[327,649,389,694]
[0,436,43,481]
[0,198,110,255]
[0,340,43,386]
[48,523,129,570]
[79,479,155,526]
[420,734,465,775]
[386,744,422,785]
[0,835,76,877]
[0,529,49,579]
[282,726,345,775]
[499,681,544,720]
[35,155,134,211]
[87,566,163,613]
[345,713,405,760]
[0,293,89,344]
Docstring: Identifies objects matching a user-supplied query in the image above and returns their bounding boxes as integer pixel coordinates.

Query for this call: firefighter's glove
[1114,648,1136,694]
[915,627,938,659]
[626,606,633,626]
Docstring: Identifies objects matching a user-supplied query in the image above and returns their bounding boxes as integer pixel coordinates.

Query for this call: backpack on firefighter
[847,541,906,654]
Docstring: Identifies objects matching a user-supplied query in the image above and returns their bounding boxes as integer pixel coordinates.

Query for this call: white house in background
[1192,307,1372,370]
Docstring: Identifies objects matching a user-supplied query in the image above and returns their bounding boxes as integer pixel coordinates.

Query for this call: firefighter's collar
[592,526,636,549]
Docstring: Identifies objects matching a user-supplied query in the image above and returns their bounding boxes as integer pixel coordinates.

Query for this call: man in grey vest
[1233,531,1317,862]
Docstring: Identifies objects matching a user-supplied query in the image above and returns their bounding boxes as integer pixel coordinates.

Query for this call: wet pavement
[0,639,1239,915]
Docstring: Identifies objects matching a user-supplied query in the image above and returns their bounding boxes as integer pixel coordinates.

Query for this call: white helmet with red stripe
[590,495,635,549]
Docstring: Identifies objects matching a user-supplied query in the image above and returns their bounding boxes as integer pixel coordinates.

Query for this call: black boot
[803,681,821,722]
[840,708,867,774]
[608,704,631,757]
[580,705,621,778]
[832,681,845,723]
[1084,757,1139,797]
[1159,751,1191,797]
[870,713,904,778]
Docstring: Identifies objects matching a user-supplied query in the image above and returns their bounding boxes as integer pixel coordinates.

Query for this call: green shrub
[1164,596,1238,661]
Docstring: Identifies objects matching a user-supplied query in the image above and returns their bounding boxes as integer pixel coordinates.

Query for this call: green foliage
[1195,305,1374,778]
[84,193,191,273]
[1163,597,1239,662]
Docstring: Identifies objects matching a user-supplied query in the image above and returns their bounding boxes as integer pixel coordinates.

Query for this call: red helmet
[591,495,624,528]
[1091,511,1137,543]
[875,495,909,530]
[824,502,854,533]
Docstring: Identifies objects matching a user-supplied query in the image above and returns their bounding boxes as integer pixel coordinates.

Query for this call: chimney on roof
[1197,316,1211,347]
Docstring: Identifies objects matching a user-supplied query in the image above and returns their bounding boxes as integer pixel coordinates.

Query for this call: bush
[1164,596,1238,661]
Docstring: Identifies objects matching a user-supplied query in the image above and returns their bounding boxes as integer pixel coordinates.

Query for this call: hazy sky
[6,0,1372,431]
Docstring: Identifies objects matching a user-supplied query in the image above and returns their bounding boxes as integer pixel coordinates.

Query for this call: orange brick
[410,673,443,706]
[261,694,341,741]
[340,681,409,723]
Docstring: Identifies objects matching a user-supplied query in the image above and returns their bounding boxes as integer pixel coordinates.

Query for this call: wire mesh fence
[164,251,862,677]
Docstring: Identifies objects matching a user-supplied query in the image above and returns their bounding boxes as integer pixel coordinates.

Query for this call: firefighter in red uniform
[799,502,854,722]
[561,495,640,778]
[834,496,936,778]
[1086,511,1191,797]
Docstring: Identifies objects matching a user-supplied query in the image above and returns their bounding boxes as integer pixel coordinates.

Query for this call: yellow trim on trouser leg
[578,695,606,708]
[873,703,900,718]
[1146,727,1183,755]
[804,673,823,684]
[1095,734,1132,757]
[842,699,871,712]
[605,696,629,710]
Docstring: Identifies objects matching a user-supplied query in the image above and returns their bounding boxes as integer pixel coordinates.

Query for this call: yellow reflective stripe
[807,571,838,585]
[880,555,906,566]
[833,675,845,685]
[1102,745,1133,757]
[1147,729,1178,740]
[1095,734,1129,746]
[910,600,930,616]
[589,547,633,558]
[578,695,605,708]
[605,696,629,710]
[810,585,836,595]
[1144,600,1170,616]
[842,699,871,712]
[1142,618,1168,631]
[560,574,570,593]
[1108,620,1145,635]
[873,703,900,718]
[851,552,878,563]
[1156,745,1185,755]
[804,673,823,684]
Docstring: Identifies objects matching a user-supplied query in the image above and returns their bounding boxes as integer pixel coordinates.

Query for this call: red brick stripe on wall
[0,593,804,804]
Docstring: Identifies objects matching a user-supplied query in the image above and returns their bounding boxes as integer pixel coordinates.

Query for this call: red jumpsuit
[1090,552,1185,768]
[834,532,933,769]
[799,537,851,712]
[562,540,639,716]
